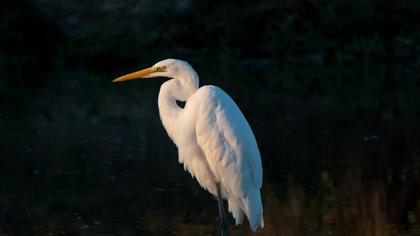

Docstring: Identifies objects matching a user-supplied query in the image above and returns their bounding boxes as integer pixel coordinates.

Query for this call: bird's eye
[157,66,166,72]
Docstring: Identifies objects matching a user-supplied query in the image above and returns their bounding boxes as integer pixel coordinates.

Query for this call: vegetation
[1,0,419,120]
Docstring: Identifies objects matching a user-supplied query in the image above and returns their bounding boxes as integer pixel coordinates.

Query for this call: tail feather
[228,199,244,225]
[227,188,264,231]
[242,188,264,231]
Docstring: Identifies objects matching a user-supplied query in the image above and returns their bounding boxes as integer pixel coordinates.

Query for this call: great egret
[113,59,264,232]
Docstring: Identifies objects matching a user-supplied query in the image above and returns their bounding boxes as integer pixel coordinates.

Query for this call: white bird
[113,59,264,231]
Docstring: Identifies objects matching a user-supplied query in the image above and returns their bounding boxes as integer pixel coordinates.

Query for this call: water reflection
[0,119,419,235]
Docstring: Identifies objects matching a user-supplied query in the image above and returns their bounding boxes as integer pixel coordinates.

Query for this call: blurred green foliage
[0,0,419,119]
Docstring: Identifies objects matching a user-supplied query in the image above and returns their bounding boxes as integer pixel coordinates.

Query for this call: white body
[155,59,264,231]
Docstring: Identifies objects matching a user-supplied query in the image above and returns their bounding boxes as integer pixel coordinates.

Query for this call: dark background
[1,0,420,235]
[1,0,419,121]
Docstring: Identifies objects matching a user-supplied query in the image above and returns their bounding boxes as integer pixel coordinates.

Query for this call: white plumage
[113,59,264,231]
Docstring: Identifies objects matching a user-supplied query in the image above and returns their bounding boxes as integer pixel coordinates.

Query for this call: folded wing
[194,85,263,231]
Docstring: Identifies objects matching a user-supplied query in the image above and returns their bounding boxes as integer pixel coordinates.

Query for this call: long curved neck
[158,72,199,144]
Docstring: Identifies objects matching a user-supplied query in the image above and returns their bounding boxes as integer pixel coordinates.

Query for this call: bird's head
[112,58,193,82]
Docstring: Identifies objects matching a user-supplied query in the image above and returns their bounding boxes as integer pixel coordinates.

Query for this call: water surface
[1,117,419,235]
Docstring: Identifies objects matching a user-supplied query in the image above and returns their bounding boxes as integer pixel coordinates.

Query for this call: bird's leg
[216,182,228,236]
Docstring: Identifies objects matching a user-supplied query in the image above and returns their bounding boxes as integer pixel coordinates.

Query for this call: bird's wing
[194,85,262,198]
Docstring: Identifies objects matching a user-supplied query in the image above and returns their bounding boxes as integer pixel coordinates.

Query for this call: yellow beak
[112,66,157,82]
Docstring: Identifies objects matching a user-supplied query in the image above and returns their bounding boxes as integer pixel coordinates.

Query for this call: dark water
[1,116,419,236]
